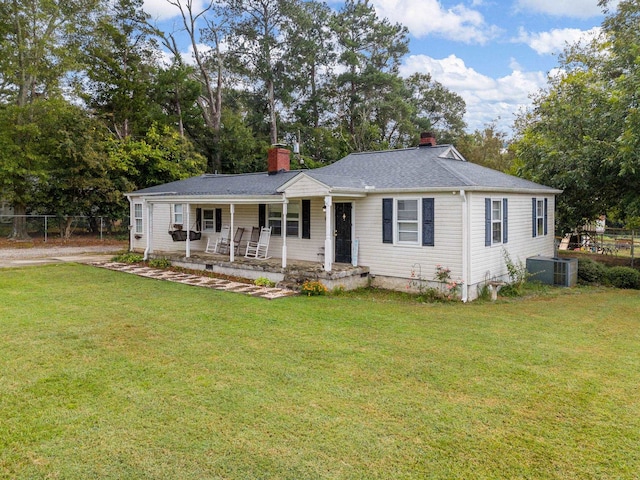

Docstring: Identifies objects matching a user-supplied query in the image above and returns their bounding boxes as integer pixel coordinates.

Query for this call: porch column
[185,203,191,258]
[281,199,288,268]
[230,203,235,262]
[144,201,153,260]
[324,196,332,272]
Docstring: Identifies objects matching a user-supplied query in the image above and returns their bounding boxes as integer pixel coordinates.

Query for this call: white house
[126,134,561,301]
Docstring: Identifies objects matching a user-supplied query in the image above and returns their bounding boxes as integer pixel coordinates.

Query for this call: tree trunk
[9,203,31,241]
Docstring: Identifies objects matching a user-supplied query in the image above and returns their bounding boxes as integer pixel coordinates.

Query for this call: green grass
[1,264,639,479]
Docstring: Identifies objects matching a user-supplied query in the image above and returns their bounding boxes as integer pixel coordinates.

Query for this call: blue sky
[142,0,611,136]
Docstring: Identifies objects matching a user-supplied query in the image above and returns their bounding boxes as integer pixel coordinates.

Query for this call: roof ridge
[434,156,477,187]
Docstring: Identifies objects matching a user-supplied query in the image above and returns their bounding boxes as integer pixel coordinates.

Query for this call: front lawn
[1,264,639,479]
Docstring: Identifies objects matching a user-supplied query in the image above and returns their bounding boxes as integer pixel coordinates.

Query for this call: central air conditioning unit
[526,256,578,287]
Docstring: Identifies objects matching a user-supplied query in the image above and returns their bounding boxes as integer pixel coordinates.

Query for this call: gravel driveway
[0,245,125,267]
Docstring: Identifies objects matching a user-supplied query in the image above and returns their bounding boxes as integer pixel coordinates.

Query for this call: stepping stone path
[92,262,297,300]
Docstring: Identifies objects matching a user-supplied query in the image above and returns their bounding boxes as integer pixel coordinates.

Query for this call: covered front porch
[149,250,370,291]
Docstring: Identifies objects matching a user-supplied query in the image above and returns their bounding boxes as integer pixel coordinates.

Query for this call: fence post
[631,230,635,267]
[100,217,103,241]
[44,216,48,243]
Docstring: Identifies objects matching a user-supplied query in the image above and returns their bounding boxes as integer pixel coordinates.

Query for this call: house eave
[129,194,286,204]
[367,186,563,195]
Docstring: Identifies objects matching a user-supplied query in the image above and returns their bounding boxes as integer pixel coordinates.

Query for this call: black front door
[334,202,352,264]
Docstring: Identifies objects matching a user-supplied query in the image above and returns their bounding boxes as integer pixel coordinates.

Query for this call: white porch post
[324,196,332,272]
[185,203,191,258]
[144,201,153,260]
[281,199,288,268]
[230,203,235,262]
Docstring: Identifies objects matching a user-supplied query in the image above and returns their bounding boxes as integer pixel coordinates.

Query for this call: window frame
[268,201,301,238]
[535,199,545,237]
[173,204,183,226]
[491,199,503,245]
[202,208,216,232]
[395,198,420,245]
[134,203,143,234]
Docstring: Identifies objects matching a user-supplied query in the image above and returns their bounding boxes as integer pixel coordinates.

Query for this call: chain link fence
[0,215,130,242]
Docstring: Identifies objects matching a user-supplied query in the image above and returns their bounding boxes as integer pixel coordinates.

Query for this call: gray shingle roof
[307,145,557,192]
[130,170,300,197]
[129,145,558,197]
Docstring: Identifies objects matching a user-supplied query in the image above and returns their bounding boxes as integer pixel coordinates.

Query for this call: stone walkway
[92,262,297,300]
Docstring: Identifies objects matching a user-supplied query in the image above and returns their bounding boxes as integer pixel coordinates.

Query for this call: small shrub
[332,285,346,296]
[148,258,172,269]
[607,266,640,289]
[254,277,276,288]
[301,280,328,296]
[112,252,144,264]
[577,258,608,285]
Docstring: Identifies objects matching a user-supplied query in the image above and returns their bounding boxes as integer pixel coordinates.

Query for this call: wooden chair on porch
[218,227,245,255]
[205,225,230,254]
[245,227,271,259]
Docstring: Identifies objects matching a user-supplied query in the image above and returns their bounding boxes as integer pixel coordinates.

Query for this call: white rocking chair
[245,226,271,259]
[205,225,230,254]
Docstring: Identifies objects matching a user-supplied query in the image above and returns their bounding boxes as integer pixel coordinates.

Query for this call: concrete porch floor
[151,251,370,291]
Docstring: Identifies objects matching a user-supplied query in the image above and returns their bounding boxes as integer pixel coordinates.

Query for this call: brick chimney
[419,132,436,147]
[267,145,290,174]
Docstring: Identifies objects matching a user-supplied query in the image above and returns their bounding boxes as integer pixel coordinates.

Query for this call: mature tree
[31,102,116,238]
[512,0,640,232]
[82,0,159,139]
[155,0,226,172]
[283,0,335,131]
[105,123,207,192]
[457,122,512,172]
[405,73,466,144]
[224,0,293,145]
[331,0,409,152]
[0,102,52,239]
[0,0,99,238]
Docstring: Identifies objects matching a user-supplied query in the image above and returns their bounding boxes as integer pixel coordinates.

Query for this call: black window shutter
[422,198,434,246]
[532,198,537,237]
[215,208,222,232]
[485,198,491,246]
[302,199,311,239]
[544,198,548,236]
[259,204,266,229]
[503,198,508,244]
[382,198,393,243]
[196,208,202,231]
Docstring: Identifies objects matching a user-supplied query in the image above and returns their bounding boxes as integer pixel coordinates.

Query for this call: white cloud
[515,0,605,18]
[400,54,548,133]
[516,26,601,55]
[372,0,501,44]
[143,0,210,22]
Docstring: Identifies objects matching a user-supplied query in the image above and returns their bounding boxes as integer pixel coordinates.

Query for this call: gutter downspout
[144,201,153,261]
[460,190,469,302]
